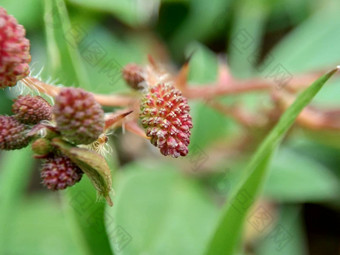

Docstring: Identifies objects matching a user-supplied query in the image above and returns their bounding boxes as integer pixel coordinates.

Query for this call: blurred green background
[1,0,340,254]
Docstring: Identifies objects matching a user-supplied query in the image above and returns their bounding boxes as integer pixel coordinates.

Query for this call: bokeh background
[1,0,340,254]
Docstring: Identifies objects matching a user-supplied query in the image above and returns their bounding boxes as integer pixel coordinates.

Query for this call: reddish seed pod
[0,115,31,150]
[53,87,105,145]
[41,154,83,191]
[12,95,52,124]
[140,83,193,158]
[0,7,31,88]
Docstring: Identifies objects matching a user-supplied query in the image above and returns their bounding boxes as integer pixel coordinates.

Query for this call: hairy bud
[122,63,145,90]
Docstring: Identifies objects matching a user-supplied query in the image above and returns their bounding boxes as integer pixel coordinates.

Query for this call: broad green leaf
[44,0,90,89]
[7,194,83,255]
[52,138,113,206]
[0,149,34,255]
[264,148,340,202]
[106,161,219,255]
[62,177,113,255]
[204,68,338,255]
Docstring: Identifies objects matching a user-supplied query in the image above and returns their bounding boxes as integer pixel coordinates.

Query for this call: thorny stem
[21,65,340,136]
[23,70,323,105]
[22,77,136,107]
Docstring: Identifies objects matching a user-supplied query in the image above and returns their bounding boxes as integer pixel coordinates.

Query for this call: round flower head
[140,83,193,157]
[41,154,83,191]
[0,115,31,150]
[0,7,31,88]
[12,95,52,124]
[53,87,105,145]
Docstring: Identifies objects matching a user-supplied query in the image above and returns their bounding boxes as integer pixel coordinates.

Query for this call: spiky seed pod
[0,115,30,150]
[41,154,83,191]
[122,63,145,90]
[53,87,105,145]
[140,83,193,157]
[12,95,52,124]
[0,7,31,88]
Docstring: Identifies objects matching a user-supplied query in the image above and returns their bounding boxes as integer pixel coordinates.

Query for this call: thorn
[105,195,113,207]
[175,62,190,91]
[148,54,157,69]
[104,110,133,130]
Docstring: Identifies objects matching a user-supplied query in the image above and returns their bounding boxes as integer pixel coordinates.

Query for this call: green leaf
[204,68,338,255]
[52,138,113,206]
[0,148,34,255]
[263,1,340,73]
[67,0,158,27]
[43,0,90,88]
[7,194,83,255]
[106,161,218,255]
[62,177,113,255]
[264,148,340,202]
